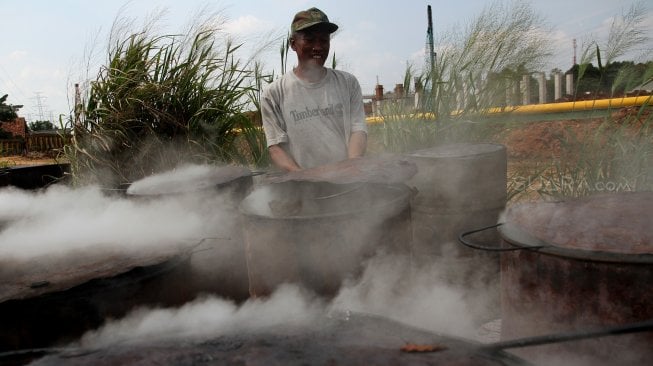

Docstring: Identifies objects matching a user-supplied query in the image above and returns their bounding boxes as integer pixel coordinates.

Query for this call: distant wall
[1,132,70,156]
[1,117,27,138]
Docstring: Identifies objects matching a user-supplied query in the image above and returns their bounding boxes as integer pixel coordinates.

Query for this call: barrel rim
[126,174,253,197]
[499,222,653,264]
[406,142,506,159]
[239,182,412,220]
[6,163,71,172]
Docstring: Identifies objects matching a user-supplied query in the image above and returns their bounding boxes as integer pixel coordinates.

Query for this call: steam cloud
[77,285,326,348]
[0,184,228,260]
[0,164,498,355]
[76,253,485,349]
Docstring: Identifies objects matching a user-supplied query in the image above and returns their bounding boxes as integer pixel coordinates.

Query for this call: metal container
[28,313,532,366]
[3,163,70,189]
[239,181,413,297]
[126,165,253,202]
[0,248,192,352]
[405,143,506,213]
[461,192,653,365]
[405,143,506,323]
[126,164,254,302]
[0,168,9,187]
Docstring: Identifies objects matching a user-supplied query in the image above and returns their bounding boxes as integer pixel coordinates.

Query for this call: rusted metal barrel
[497,192,653,366]
[405,143,507,323]
[239,181,413,298]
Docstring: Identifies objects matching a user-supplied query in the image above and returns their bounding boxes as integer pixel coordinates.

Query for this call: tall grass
[537,107,652,198]
[368,0,551,153]
[511,1,653,200]
[66,9,268,187]
[365,0,652,202]
[573,2,651,100]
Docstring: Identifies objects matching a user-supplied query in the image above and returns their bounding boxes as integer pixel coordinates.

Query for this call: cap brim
[296,22,339,33]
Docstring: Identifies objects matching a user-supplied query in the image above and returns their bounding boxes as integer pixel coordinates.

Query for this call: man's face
[291,27,331,68]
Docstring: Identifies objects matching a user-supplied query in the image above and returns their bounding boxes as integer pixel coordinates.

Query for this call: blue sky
[1,0,651,121]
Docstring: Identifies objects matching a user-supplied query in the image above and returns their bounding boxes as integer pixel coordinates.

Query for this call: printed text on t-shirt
[289,103,343,122]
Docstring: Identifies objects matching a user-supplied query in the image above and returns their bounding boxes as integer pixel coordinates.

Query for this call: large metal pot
[240,181,413,298]
[126,164,256,302]
[2,163,70,189]
[126,164,254,203]
[460,191,653,366]
[0,247,192,352]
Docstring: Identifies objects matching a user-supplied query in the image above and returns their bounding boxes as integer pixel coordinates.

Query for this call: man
[261,7,367,172]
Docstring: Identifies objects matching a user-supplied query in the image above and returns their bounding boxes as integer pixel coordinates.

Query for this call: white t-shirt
[261,68,367,169]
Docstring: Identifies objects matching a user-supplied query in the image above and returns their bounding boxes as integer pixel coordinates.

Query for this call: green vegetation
[508,1,653,201]
[66,10,268,187]
[364,0,652,202]
[27,0,651,203]
[0,94,18,122]
[507,110,652,202]
[367,0,551,153]
[28,120,55,131]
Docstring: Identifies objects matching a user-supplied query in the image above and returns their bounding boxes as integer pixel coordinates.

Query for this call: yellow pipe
[365,95,651,123]
[484,95,652,115]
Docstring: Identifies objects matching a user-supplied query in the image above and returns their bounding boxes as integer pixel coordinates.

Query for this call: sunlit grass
[66,7,268,187]
[367,0,652,202]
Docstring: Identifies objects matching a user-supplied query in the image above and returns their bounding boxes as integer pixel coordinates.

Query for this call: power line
[0,63,30,102]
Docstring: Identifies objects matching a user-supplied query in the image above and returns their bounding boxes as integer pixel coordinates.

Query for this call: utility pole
[426,5,436,81]
[573,38,577,66]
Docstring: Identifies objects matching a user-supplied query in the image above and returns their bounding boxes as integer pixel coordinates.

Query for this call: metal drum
[496,192,653,366]
[126,164,254,302]
[240,181,413,298]
[2,163,70,189]
[0,247,192,352]
[405,143,507,323]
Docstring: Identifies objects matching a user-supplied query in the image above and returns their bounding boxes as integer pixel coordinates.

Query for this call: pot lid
[407,143,505,159]
[127,164,251,196]
[265,155,417,185]
[239,181,411,219]
[502,191,653,256]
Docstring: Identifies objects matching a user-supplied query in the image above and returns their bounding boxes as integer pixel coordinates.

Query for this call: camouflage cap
[291,7,338,33]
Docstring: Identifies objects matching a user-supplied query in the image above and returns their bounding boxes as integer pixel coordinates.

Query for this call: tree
[0,94,18,121]
[29,120,55,131]
[565,61,653,98]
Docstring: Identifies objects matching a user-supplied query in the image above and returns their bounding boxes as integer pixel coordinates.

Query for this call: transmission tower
[33,92,48,121]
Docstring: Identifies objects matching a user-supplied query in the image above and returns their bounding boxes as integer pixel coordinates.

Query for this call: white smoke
[77,285,325,348]
[0,164,498,355]
[330,254,480,338]
[0,184,220,260]
[71,253,488,350]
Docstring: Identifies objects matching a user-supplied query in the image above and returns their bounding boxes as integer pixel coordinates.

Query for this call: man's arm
[269,144,302,172]
[348,130,367,159]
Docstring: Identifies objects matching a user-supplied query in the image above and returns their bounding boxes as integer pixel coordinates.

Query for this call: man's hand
[269,144,302,172]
